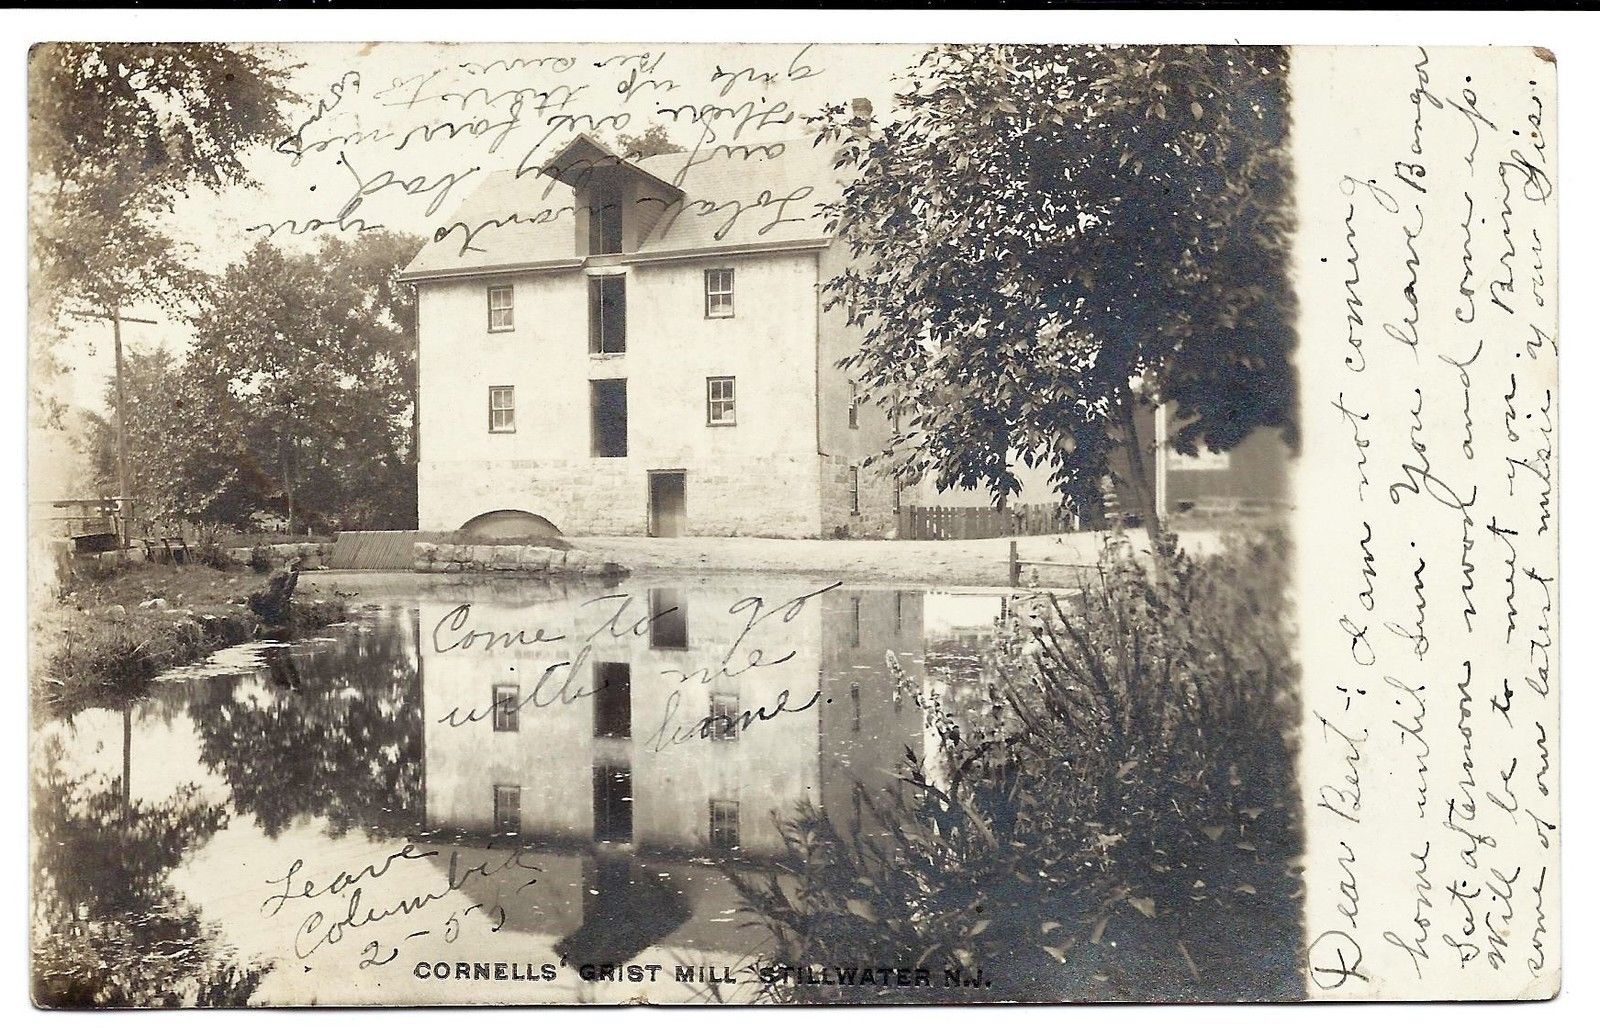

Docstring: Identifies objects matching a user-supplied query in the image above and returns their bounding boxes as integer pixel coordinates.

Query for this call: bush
[248,545,273,574]
[728,532,1303,1002]
[192,524,234,570]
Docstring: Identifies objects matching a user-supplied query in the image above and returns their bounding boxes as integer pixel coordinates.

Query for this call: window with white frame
[709,799,741,851]
[850,465,861,514]
[706,376,736,426]
[487,285,514,332]
[488,386,516,433]
[492,784,521,836]
[705,268,734,318]
[492,684,519,732]
[708,692,740,741]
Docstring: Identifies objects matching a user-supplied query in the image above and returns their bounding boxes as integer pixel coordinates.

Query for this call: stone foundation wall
[418,453,823,538]
[413,542,628,580]
[820,455,899,538]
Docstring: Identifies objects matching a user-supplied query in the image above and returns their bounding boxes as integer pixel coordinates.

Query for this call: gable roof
[402,135,845,282]
[538,132,686,202]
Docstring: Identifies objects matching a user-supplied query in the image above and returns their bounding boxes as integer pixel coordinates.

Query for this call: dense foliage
[29,43,296,318]
[730,533,1304,1002]
[186,622,425,839]
[88,232,424,533]
[614,121,686,159]
[821,45,1296,529]
[29,43,296,438]
[31,740,270,1007]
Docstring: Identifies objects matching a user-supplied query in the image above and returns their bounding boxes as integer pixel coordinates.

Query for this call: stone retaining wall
[412,542,627,580]
[223,542,332,570]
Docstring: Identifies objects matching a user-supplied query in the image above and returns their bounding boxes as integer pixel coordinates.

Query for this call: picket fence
[896,503,1078,541]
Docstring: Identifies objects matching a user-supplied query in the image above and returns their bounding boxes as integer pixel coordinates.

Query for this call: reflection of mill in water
[416,581,927,960]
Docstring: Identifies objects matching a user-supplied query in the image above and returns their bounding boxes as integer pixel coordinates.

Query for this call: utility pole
[122,701,132,825]
[70,308,158,546]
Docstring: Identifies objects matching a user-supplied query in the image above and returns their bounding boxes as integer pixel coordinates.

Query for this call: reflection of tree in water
[31,739,270,1006]
[185,618,424,839]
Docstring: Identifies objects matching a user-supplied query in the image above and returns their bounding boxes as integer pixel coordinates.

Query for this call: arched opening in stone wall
[458,509,564,540]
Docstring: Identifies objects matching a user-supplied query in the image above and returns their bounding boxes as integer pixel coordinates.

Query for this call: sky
[55,41,927,415]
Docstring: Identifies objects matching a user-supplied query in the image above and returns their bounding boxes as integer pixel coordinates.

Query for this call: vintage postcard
[26,39,1558,1006]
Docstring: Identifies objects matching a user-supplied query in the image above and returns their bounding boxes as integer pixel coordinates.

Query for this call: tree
[86,348,264,529]
[822,45,1296,534]
[28,44,297,515]
[185,232,424,532]
[185,616,424,839]
[31,739,269,1006]
[614,122,685,160]
[29,43,297,317]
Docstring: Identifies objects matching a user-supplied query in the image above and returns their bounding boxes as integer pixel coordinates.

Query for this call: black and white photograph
[22,28,1560,1008]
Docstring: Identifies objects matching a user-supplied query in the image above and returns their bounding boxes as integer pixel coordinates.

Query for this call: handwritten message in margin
[1294,45,1559,1001]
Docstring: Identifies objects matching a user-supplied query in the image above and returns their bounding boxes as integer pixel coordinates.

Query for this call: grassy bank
[31,563,346,719]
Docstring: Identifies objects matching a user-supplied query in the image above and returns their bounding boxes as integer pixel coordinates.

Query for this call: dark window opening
[593,661,632,739]
[588,275,626,354]
[493,784,521,837]
[590,379,628,457]
[593,764,633,843]
[588,188,624,255]
[648,587,688,649]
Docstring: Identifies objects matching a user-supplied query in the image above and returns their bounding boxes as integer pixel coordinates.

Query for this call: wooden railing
[39,497,136,550]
